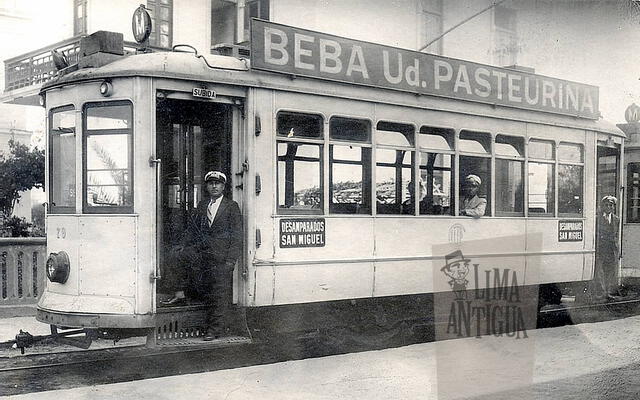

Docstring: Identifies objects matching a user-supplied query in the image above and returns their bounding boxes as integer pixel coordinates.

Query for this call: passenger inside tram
[460,174,487,217]
[401,179,431,214]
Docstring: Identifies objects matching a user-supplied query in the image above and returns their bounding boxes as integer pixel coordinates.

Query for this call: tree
[0,139,45,220]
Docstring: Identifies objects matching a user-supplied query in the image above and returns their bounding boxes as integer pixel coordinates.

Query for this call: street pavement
[1,314,640,399]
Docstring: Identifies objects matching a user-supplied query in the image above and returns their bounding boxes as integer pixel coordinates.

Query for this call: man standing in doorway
[188,170,243,340]
[595,195,620,300]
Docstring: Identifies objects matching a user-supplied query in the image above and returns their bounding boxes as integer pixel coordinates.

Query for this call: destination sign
[558,220,584,242]
[280,218,325,248]
[251,19,599,119]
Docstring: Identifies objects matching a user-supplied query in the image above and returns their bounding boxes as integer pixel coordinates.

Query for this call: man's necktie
[207,202,214,226]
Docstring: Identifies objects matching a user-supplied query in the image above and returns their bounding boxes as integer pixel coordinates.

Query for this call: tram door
[156,98,232,294]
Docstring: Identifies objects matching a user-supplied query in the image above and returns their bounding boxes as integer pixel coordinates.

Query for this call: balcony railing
[0,238,46,307]
[4,35,164,93]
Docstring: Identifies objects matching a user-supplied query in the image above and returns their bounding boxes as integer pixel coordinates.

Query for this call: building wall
[88,0,140,42]
[173,0,211,54]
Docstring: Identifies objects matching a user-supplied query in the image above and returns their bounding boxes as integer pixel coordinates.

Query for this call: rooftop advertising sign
[251,19,599,119]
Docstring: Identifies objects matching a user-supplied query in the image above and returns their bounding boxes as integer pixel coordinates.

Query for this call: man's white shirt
[207,195,223,226]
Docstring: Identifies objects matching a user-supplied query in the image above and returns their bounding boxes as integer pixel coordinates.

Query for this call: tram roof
[42,51,624,138]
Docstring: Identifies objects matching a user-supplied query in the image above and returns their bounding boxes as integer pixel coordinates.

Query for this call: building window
[493,5,518,66]
[558,143,584,216]
[418,127,454,215]
[244,0,269,42]
[83,101,134,213]
[49,106,76,214]
[495,135,524,216]
[276,112,323,214]
[73,0,87,35]
[148,0,173,48]
[627,162,640,223]
[459,130,491,216]
[329,117,372,214]
[375,122,414,215]
[419,0,443,54]
[528,139,555,216]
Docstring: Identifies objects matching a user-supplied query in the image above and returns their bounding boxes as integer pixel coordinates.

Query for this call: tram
[38,20,624,345]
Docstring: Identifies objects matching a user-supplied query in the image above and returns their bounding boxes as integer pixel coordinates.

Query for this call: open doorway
[155,98,233,297]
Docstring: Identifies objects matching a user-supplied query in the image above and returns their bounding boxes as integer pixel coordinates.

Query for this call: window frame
[275,111,324,215]
[49,105,77,214]
[329,116,373,215]
[458,130,492,217]
[527,138,556,217]
[374,121,416,215]
[557,142,585,217]
[147,0,173,49]
[494,134,525,217]
[82,100,134,214]
[417,126,455,216]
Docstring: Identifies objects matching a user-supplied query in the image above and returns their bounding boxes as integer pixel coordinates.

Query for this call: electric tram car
[38,22,625,345]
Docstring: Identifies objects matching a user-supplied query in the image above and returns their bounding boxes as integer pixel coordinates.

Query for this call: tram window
[419,152,453,215]
[627,163,640,223]
[50,106,76,213]
[459,131,491,154]
[83,102,133,213]
[330,117,371,142]
[375,149,413,215]
[330,144,372,214]
[459,156,491,216]
[376,121,414,147]
[495,135,524,216]
[495,159,524,215]
[528,163,555,215]
[558,143,584,216]
[277,112,323,139]
[558,165,583,215]
[277,143,322,212]
[418,127,454,151]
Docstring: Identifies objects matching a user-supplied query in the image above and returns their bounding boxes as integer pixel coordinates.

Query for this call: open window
[49,106,76,214]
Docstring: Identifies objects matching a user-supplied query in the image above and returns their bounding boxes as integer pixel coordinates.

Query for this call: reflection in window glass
[459,131,491,154]
[50,108,76,212]
[376,121,413,147]
[330,144,371,214]
[84,103,133,212]
[419,152,453,215]
[375,149,413,215]
[418,127,453,151]
[86,105,131,130]
[277,112,323,139]
[559,143,583,162]
[330,117,370,142]
[559,164,583,215]
[277,143,322,211]
[495,135,524,157]
[495,159,524,215]
[529,162,554,215]
[86,134,132,207]
[529,140,554,159]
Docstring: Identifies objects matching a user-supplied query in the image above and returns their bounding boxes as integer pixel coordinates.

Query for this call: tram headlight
[99,81,113,97]
[38,94,45,108]
[46,251,70,284]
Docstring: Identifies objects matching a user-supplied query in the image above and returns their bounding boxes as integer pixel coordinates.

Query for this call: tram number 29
[56,227,67,239]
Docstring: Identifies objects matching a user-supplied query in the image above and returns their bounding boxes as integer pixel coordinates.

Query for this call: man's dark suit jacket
[596,212,619,261]
[185,196,242,267]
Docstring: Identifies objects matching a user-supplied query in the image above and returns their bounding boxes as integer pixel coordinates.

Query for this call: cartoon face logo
[441,250,471,299]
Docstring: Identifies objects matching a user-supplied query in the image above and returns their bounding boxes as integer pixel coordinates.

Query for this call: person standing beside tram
[163,170,243,341]
[460,174,486,218]
[594,195,620,300]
